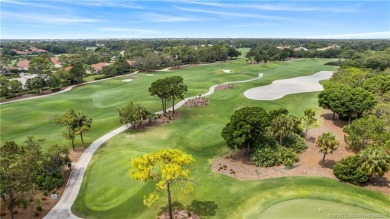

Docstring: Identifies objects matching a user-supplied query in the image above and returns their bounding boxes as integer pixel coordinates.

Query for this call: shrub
[250,146,298,167]
[35,171,64,192]
[284,133,308,153]
[333,156,369,185]
[36,206,43,212]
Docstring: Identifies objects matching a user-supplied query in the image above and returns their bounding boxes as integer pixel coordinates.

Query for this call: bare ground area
[211,109,390,195]
[1,147,85,219]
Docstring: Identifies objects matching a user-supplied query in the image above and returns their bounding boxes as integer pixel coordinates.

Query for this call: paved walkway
[44,73,263,219]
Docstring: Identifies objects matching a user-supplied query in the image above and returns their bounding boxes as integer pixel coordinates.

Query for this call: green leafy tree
[149,79,170,113]
[130,149,195,219]
[315,132,340,167]
[68,61,85,84]
[54,109,78,151]
[358,146,390,177]
[167,76,187,114]
[221,106,271,154]
[344,115,387,151]
[271,114,301,146]
[29,56,51,94]
[73,111,93,148]
[0,137,43,219]
[333,156,369,185]
[118,101,150,129]
[302,108,317,139]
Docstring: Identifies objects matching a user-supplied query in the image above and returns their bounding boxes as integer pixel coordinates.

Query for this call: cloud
[187,1,359,13]
[2,12,103,24]
[303,31,390,39]
[69,1,145,9]
[141,13,214,23]
[175,6,300,21]
[0,0,65,10]
[233,23,271,27]
[100,28,165,34]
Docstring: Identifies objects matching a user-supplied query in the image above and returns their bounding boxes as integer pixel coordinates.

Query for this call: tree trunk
[322,153,326,168]
[9,193,14,219]
[172,98,175,114]
[80,132,85,148]
[161,98,165,113]
[167,183,173,219]
[71,139,75,151]
[246,144,250,155]
[348,115,351,125]
[305,127,308,139]
[332,112,335,120]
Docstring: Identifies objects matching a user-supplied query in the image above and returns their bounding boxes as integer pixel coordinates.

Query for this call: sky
[1,0,389,39]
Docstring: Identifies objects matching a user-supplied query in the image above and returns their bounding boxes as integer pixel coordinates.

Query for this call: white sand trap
[223,69,232,73]
[244,71,333,100]
[146,74,154,76]
[122,79,133,82]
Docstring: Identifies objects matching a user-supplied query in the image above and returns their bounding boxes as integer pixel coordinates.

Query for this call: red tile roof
[127,60,134,66]
[17,60,29,68]
[50,57,61,65]
[91,62,108,71]
[64,66,73,72]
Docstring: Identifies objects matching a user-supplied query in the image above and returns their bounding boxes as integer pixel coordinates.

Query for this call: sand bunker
[223,69,232,73]
[122,79,133,82]
[244,71,333,100]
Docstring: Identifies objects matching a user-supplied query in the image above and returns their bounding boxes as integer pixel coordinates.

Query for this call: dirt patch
[1,147,85,219]
[211,109,390,195]
[157,210,200,219]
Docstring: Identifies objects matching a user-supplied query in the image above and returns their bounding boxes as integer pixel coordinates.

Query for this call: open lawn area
[3,57,389,219]
[1,58,337,151]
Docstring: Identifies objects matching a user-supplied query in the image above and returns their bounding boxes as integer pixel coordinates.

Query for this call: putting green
[246,199,380,219]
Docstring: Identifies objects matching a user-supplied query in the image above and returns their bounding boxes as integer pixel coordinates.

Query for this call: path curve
[44,73,263,219]
[0,72,139,105]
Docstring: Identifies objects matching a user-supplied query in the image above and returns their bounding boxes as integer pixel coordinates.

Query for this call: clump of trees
[54,108,92,150]
[149,76,187,114]
[118,101,150,129]
[130,149,195,219]
[221,107,309,167]
[0,137,70,219]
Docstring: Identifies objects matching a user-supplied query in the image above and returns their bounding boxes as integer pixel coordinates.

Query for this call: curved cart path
[44,73,263,219]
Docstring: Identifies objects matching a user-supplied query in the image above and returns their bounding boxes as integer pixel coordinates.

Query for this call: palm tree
[358,146,390,177]
[315,132,339,167]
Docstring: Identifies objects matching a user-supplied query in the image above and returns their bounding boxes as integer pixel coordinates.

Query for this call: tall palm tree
[358,146,390,176]
[316,132,340,167]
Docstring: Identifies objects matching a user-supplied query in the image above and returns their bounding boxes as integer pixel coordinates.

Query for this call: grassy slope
[68,59,389,218]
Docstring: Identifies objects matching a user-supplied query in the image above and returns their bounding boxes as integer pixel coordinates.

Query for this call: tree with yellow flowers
[130,149,195,219]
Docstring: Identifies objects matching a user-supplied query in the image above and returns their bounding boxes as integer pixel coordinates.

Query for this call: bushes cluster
[35,171,64,192]
[284,133,308,153]
[333,156,369,185]
[250,146,298,167]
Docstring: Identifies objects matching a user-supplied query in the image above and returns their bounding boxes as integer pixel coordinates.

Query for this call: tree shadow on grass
[187,200,218,217]
[159,200,218,217]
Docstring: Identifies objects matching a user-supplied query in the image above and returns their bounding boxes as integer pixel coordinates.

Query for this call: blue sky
[1,0,389,39]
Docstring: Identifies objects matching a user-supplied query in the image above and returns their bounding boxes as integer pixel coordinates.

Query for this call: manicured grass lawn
[1,58,337,150]
[68,58,388,218]
[255,199,379,219]
[72,89,390,218]
[2,56,389,218]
